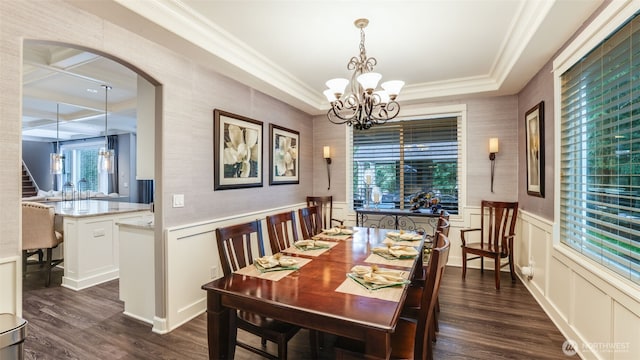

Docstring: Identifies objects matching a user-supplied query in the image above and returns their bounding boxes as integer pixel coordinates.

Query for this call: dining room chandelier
[98,84,114,174]
[324,18,404,130]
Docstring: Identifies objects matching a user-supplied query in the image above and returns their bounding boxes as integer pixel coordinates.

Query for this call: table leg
[206,292,235,359]
[364,330,391,359]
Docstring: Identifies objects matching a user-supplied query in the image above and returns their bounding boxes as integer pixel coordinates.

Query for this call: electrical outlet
[172,194,184,208]
[210,266,219,279]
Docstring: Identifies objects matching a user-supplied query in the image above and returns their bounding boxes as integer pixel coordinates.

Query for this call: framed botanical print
[214,109,263,190]
[269,124,299,185]
[525,101,544,197]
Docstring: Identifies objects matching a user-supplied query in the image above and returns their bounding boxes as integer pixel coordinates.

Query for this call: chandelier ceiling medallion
[324,18,404,130]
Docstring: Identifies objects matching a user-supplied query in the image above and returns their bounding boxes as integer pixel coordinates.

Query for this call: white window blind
[352,117,459,213]
[559,14,640,284]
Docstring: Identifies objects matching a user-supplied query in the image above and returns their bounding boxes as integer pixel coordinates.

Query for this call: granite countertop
[49,200,152,218]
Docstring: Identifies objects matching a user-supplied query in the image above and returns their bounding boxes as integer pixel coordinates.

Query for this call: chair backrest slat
[306,196,333,229]
[215,220,265,276]
[298,206,321,239]
[266,211,299,253]
[480,200,518,253]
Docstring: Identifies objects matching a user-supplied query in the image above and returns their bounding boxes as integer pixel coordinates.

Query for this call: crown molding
[112,0,573,115]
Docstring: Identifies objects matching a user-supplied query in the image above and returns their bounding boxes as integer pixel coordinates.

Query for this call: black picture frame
[269,124,299,185]
[525,101,544,197]
[213,109,263,190]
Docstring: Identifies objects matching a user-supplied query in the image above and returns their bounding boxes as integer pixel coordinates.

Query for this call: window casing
[351,116,461,214]
[558,13,640,285]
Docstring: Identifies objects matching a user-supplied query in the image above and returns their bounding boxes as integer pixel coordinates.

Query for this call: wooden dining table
[201,227,425,359]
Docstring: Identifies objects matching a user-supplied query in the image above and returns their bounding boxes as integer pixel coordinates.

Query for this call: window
[559,13,640,284]
[352,116,460,214]
[59,139,108,193]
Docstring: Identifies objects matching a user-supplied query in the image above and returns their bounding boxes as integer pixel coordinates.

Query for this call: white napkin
[323,227,353,235]
[255,255,298,268]
[372,246,390,255]
[350,265,406,285]
[295,239,330,249]
[388,246,419,258]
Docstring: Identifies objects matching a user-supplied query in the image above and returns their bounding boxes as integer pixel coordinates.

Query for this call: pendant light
[49,103,63,174]
[98,85,114,174]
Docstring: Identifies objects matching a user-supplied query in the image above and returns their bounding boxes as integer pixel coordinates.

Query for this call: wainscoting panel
[518,210,640,360]
[162,203,306,333]
[0,256,20,315]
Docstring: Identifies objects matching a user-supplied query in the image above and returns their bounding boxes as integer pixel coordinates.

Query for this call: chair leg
[509,252,516,283]
[461,250,467,280]
[277,336,287,360]
[494,257,500,290]
[45,248,53,287]
[309,330,319,360]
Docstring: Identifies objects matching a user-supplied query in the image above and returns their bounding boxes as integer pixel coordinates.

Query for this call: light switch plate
[172,194,184,208]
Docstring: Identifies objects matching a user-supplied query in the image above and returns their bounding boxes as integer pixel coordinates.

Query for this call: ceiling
[23,0,604,142]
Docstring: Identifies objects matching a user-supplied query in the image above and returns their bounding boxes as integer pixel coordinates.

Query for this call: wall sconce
[489,138,499,192]
[323,146,332,190]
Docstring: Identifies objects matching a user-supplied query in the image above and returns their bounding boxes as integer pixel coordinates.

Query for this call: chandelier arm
[327,100,361,124]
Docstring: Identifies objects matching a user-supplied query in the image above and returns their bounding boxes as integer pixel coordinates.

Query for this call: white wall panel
[572,273,612,358]
[162,202,306,333]
[613,302,640,360]
[548,257,571,322]
[0,257,20,315]
[519,210,640,360]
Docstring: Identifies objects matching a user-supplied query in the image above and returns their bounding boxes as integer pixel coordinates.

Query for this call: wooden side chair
[265,211,299,253]
[298,206,322,240]
[404,226,451,342]
[306,196,343,229]
[461,200,518,290]
[334,234,451,360]
[215,220,300,359]
[22,201,64,287]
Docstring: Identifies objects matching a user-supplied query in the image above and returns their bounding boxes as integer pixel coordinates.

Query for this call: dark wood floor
[22,266,573,359]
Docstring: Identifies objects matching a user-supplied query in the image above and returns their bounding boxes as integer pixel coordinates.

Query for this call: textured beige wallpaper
[0,0,314,259]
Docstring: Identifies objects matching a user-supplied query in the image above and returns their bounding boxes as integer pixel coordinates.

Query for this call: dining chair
[265,210,299,253]
[298,206,322,240]
[306,196,343,229]
[403,224,450,342]
[22,201,64,287]
[461,200,518,290]
[215,219,301,359]
[334,233,451,360]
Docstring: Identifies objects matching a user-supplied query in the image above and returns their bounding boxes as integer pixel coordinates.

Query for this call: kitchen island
[49,200,152,291]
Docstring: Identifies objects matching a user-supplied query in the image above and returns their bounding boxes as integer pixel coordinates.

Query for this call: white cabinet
[51,200,151,291]
[118,218,155,324]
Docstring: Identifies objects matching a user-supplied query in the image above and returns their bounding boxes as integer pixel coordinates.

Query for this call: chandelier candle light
[98,85,114,174]
[324,18,404,130]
